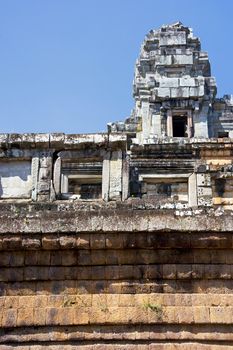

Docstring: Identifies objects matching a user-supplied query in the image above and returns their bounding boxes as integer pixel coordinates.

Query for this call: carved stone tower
[133,22,217,140]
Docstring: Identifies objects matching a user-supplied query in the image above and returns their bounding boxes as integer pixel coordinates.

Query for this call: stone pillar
[196,171,213,206]
[102,152,110,201]
[122,153,130,200]
[193,103,209,138]
[187,110,193,137]
[53,157,61,197]
[188,173,197,207]
[31,156,39,201]
[61,174,68,194]
[151,113,162,137]
[37,151,53,202]
[167,109,173,136]
[141,100,151,139]
[109,150,123,201]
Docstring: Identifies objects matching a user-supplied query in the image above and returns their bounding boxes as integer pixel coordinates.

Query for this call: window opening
[68,178,102,200]
[172,115,188,137]
[218,131,229,138]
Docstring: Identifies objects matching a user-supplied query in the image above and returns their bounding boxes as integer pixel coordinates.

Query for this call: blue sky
[0,0,232,133]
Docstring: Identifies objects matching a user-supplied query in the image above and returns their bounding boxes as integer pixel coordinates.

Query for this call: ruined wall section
[0,202,233,349]
[0,133,127,202]
[1,134,233,209]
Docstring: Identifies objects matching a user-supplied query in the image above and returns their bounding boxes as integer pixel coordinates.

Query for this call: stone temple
[1,22,233,349]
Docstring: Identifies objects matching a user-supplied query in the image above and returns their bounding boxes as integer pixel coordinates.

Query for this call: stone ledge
[1,324,233,343]
[1,294,233,329]
[1,279,233,296]
[0,231,232,250]
[0,133,127,150]
[0,204,232,233]
[1,342,233,350]
[1,304,233,327]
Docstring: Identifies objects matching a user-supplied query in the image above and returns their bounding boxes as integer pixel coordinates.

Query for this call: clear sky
[0,0,232,134]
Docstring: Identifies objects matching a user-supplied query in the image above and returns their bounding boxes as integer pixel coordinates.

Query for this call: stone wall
[1,201,233,349]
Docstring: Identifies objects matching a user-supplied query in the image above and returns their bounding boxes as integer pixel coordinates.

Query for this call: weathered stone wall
[1,201,233,349]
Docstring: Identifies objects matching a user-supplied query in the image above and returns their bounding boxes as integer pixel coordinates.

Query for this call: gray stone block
[157,88,171,98]
[160,78,179,88]
[170,87,189,98]
[159,31,186,46]
[180,77,196,87]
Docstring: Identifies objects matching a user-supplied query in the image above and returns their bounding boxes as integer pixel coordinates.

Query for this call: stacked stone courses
[1,22,233,349]
[1,203,233,349]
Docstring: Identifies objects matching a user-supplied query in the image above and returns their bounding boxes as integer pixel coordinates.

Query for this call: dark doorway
[68,179,102,199]
[172,115,187,137]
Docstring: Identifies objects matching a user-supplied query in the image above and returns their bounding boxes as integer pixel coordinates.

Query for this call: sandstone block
[73,307,89,325]
[34,307,46,326]
[57,307,74,325]
[2,236,22,250]
[2,309,17,327]
[46,307,59,325]
[90,233,105,249]
[77,250,92,265]
[22,237,41,250]
[163,306,179,323]
[163,264,176,279]
[106,233,124,249]
[61,251,77,266]
[91,250,106,265]
[59,235,76,249]
[34,295,48,308]
[18,295,35,308]
[42,234,60,249]
[17,307,34,326]
[76,234,90,249]
[210,307,233,323]
[177,306,194,324]
[193,306,210,323]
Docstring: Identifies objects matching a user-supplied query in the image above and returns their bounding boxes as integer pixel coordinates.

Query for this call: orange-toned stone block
[48,295,64,308]
[18,296,35,308]
[88,306,107,324]
[73,307,89,325]
[46,307,59,325]
[57,307,74,325]
[2,309,17,327]
[162,294,176,306]
[34,308,46,326]
[163,306,179,323]
[118,294,135,307]
[4,296,19,309]
[76,234,90,249]
[42,234,60,250]
[147,306,163,324]
[149,294,163,307]
[106,294,119,307]
[33,295,48,308]
[17,307,34,326]
[92,294,107,308]
[210,306,233,323]
[191,294,208,306]
[193,306,210,323]
[75,294,92,307]
[177,306,194,324]
[175,294,192,307]
[107,306,129,323]
[134,294,149,307]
